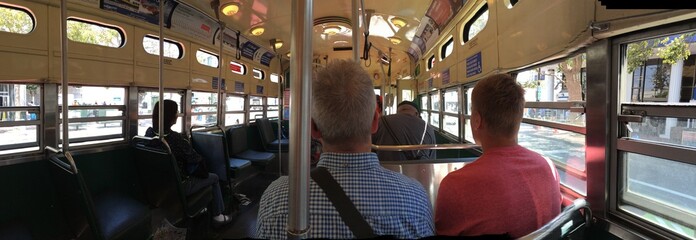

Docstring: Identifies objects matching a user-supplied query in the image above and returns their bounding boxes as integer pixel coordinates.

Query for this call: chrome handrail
[371,143,480,151]
[519,198,592,240]
[45,146,78,174]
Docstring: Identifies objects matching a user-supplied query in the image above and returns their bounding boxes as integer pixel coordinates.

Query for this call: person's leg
[185,173,225,216]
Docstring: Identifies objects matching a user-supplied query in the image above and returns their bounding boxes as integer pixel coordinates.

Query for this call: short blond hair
[471,74,525,137]
[312,60,376,145]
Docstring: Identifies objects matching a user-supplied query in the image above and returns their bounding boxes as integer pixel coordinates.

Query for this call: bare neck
[322,138,373,153]
[478,134,518,152]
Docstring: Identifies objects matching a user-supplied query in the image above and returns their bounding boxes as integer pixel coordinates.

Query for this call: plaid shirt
[256,152,435,239]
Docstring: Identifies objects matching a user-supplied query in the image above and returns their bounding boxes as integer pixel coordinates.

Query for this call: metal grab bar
[45,146,78,174]
[371,143,480,151]
[131,135,173,155]
[519,198,592,240]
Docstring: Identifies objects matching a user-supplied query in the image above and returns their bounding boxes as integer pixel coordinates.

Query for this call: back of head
[312,59,376,145]
[153,99,179,132]
[471,74,525,137]
[397,101,420,117]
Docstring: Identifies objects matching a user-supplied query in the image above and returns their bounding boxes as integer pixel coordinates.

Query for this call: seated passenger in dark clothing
[145,100,232,226]
[372,101,436,160]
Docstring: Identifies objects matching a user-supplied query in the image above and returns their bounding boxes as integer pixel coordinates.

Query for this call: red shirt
[435,145,561,238]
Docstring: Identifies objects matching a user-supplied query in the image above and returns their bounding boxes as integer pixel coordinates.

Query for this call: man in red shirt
[435,74,561,238]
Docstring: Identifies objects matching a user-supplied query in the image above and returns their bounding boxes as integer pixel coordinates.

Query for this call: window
[58,86,126,145]
[253,68,265,80]
[142,35,183,59]
[225,95,245,126]
[515,54,587,196]
[137,90,184,135]
[430,92,440,129]
[420,95,429,120]
[270,73,281,83]
[440,37,454,60]
[0,3,34,34]
[463,5,489,42]
[427,55,435,71]
[196,49,219,68]
[402,89,413,102]
[230,61,247,75]
[266,97,279,118]
[617,31,696,239]
[67,18,124,48]
[0,84,41,154]
[191,91,218,126]
[443,88,460,138]
[248,96,264,122]
[505,0,519,9]
[464,87,474,143]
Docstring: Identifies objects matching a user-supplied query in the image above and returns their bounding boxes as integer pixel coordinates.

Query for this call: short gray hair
[312,60,376,145]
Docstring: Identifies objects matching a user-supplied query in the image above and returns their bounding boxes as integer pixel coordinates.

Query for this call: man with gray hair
[256,60,434,239]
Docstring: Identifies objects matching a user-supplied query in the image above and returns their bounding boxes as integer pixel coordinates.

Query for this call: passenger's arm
[169,133,203,164]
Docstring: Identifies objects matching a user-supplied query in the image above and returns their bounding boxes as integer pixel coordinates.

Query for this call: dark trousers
[184,173,224,216]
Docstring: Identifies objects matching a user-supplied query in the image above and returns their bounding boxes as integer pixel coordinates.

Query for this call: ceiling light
[221,2,239,16]
[390,17,407,28]
[286,52,291,57]
[388,36,402,45]
[323,26,341,35]
[250,26,265,36]
[333,40,349,45]
[273,39,283,49]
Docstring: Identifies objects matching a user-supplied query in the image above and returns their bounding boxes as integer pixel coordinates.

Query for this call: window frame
[440,36,454,60]
[427,55,435,71]
[612,28,696,239]
[0,3,35,35]
[511,55,589,198]
[190,91,219,127]
[462,4,489,43]
[441,87,460,140]
[58,85,127,145]
[230,61,247,75]
[142,34,184,59]
[66,17,125,48]
[196,49,219,68]
[248,95,265,123]
[252,68,265,80]
[224,94,246,127]
[266,97,279,119]
[136,89,185,134]
[0,84,41,154]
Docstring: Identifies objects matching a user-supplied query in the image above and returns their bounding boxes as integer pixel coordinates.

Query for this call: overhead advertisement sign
[100,0,176,25]
[169,2,218,43]
[102,0,276,67]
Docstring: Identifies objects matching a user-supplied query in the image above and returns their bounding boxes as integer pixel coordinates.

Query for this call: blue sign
[235,81,244,93]
[241,41,260,61]
[212,77,225,89]
[466,52,482,78]
[261,52,275,67]
[441,69,450,85]
[256,85,264,94]
[427,78,433,89]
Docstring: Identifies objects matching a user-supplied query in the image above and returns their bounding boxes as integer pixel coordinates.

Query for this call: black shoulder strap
[310,167,376,238]
[381,117,418,160]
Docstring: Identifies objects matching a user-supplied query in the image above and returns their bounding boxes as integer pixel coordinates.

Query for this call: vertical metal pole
[271,40,284,175]
[60,0,69,151]
[158,0,164,136]
[351,0,360,62]
[218,23,225,126]
[287,0,312,238]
